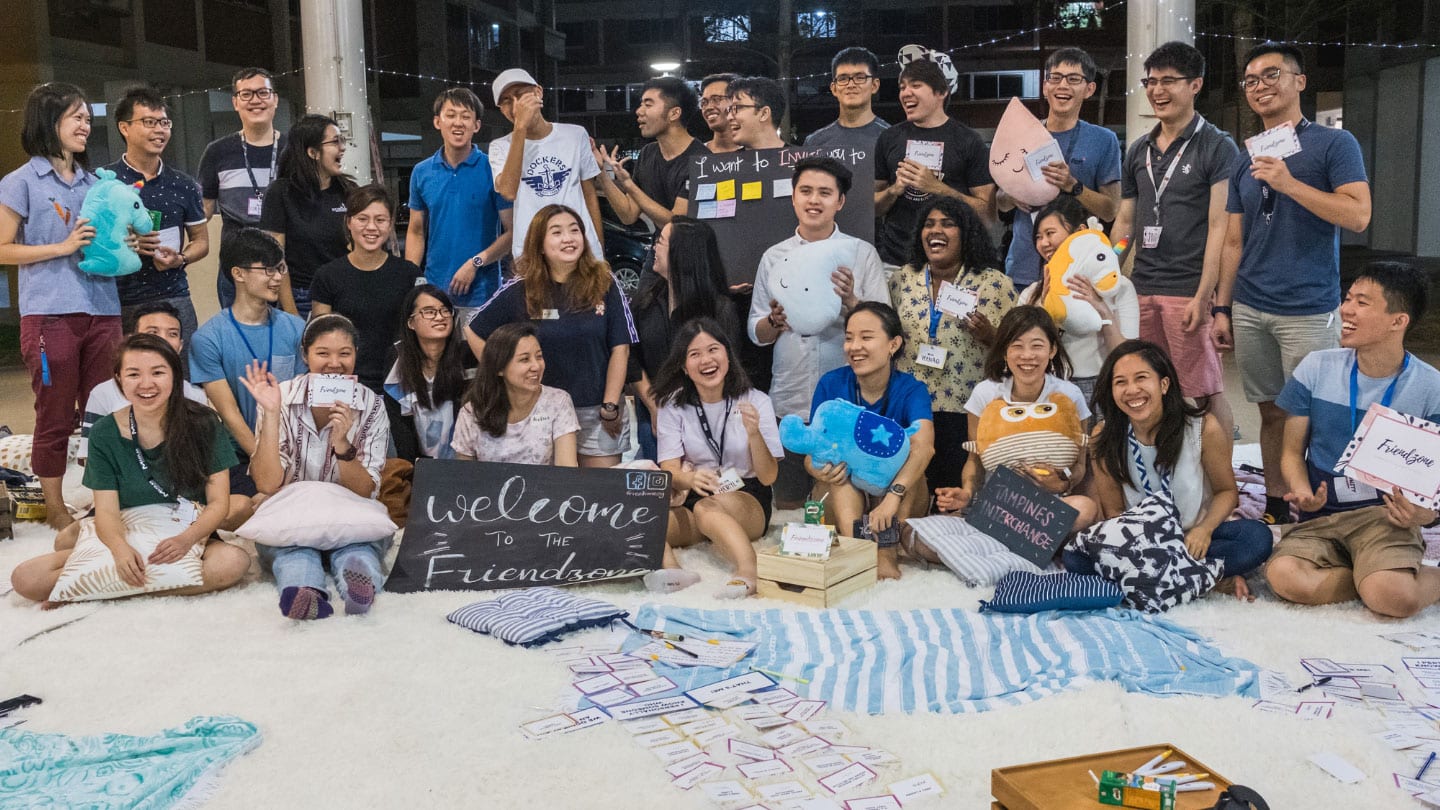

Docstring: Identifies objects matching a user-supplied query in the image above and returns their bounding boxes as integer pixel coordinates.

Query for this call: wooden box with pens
[991,744,1231,810]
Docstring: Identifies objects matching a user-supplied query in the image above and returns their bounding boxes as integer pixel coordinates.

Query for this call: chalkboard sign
[687,145,876,285]
[965,465,1079,567]
[385,460,671,593]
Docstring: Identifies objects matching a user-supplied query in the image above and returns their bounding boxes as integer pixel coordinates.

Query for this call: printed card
[905,140,944,172]
[851,749,899,767]
[1376,730,1426,750]
[1250,700,1297,715]
[662,708,713,725]
[889,773,945,802]
[753,688,799,705]
[781,523,834,559]
[845,797,903,810]
[519,713,575,739]
[620,717,670,734]
[803,753,852,776]
[1245,120,1303,161]
[739,758,795,779]
[587,687,635,707]
[706,691,755,709]
[607,694,700,722]
[1336,405,1440,511]
[687,671,777,705]
[680,717,727,736]
[1022,139,1065,182]
[652,739,705,765]
[804,719,851,739]
[778,736,831,758]
[672,761,724,790]
[1296,701,1335,720]
[699,781,752,804]
[729,739,776,760]
[1258,670,1293,700]
[693,724,742,746]
[573,673,622,694]
[629,677,678,697]
[307,374,358,408]
[763,725,811,748]
[749,713,795,730]
[612,667,658,684]
[634,728,685,748]
[562,707,609,733]
[785,700,826,722]
[821,762,879,794]
[756,781,812,802]
[665,752,711,777]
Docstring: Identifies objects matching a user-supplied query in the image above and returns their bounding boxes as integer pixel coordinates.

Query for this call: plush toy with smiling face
[77,167,152,277]
[989,98,1061,209]
[770,238,855,336]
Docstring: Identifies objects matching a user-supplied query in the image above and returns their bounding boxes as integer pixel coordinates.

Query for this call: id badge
[716,467,745,494]
[175,499,200,524]
[1333,476,1379,503]
[541,309,560,320]
[1142,226,1162,249]
[247,195,264,218]
[916,343,948,369]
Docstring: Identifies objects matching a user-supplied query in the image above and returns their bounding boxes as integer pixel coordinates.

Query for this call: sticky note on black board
[965,465,1079,567]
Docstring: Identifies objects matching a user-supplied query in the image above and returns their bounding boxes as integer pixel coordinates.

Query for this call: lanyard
[1126,424,1171,497]
[1350,353,1408,433]
[924,265,943,341]
[1144,115,1200,225]
[851,373,891,417]
[129,407,172,500]
[1258,118,1308,223]
[227,308,274,364]
[695,399,732,467]
[239,130,278,197]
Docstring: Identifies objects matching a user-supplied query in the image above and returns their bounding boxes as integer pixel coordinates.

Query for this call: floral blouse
[888,263,1016,414]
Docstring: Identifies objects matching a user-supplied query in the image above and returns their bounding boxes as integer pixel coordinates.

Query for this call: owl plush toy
[965,394,1085,473]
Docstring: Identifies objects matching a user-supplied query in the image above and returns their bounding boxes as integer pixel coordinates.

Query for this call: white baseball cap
[492,68,540,104]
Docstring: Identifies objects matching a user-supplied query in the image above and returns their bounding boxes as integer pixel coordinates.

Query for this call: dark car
[597,195,653,294]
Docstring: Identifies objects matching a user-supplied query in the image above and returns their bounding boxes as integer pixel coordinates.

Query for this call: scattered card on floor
[1309,752,1366,783]
[889,772,945,801]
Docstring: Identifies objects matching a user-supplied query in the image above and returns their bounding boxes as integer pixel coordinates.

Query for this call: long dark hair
[21,82,90,168]
[635,217,732,328]
[115,334,216,497]
[651,318,754,409]
[982,305,1072,381]
[276,114,357,200]
[907,195,999,271]
[516,204,612,317]
[1092,340,1208,490]
[395,285,467,410]
[465,322,540,437]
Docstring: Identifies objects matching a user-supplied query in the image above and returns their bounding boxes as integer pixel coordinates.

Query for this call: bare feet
[877,547,901,580]
[1213,575,1255,601]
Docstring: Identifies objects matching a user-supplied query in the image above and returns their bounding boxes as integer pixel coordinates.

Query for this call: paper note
[763,725,811,747]
[804,719,851,739]
[573,673,622,694]
[308,374,358,407]
[1341,407,1440,511]
[845,797,903,810]
[785,699,827,722]
[1377,729,1426,750]
[935,282,979,319]
[1296,701,1335,720]
[652,739,705,765]
[739,758,795,779]
[715,199,737,217]
[821,761,879,794]
[889,772,945,801]
[660,707,712,725]
[1246,120,1303,160]
[672,761,724,789]
[729,738,775,760]
[520,713,576,739]
[774,178,794,197]
[632,639,755,668]
[716,179,736,200]
[1251,699,1297,715]
[779,736,831,758]
[696,200,719,219]
[665,751,711,777]
[587,687,635,707]
[1258,670,1293,700]
[756,781,812,802]
[606,694,701,721]
[628,677,677,697]
[692,724,740,746]
[1022,139,1065,182]
[686,671,776,705]
[742,181,763,200]
[695,183,717,201]
[633,728,684,748]
[699,781,751,804]
[781,523,834,559]
[804,753,852,776]
[1309,752,1365,783]
[905,140,944,171]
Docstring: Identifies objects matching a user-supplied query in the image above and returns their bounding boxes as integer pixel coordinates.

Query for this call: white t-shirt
[451,386,580,465]
[78,378,209,460]
[1020,277,1141,378]
[488,123,602,259]
[963,374,1092,421]
[656,389,785,478]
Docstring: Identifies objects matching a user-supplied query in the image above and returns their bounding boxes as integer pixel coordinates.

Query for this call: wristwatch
[333,443,358,462]
[1067,180,1084,197]
[888,483,908,497]
[472,253,487,269]
[1211,305,1233,318]
[599,402,620,421]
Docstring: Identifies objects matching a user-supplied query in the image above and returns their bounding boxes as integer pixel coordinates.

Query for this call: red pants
[20,314,122,477]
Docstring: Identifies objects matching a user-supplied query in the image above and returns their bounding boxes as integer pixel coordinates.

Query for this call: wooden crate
[991,743,1231,810]
[756,535,877,608]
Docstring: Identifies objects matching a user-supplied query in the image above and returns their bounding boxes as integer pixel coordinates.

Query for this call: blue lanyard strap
[851,372,891,417]
[1350,353,1408,433]
[1127,424,1171,496]
[227,308,274,365]
[924,265,942,341]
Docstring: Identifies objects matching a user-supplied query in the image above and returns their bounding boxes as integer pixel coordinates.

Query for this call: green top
[82,412,238,508]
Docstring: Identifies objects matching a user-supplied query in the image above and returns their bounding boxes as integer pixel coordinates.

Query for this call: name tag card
[1022,139,1065,182]
[1336,404,1440,511]
[1245,120,1303,160]
[905,140,945,172]
[934,282,978,319]
[781,523,834,559]
[308,373,359,408]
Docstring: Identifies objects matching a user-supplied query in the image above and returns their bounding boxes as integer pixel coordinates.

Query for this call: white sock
[715,577,754,600]
[644,569,701,594]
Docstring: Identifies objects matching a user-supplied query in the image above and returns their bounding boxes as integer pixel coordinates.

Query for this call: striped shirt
[261,374,390,497]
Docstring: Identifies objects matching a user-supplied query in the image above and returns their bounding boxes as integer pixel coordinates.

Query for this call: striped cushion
[447,587,627,647]
[978,432,1081,472]
[979,570,1123,614]
[907,515,1041,586]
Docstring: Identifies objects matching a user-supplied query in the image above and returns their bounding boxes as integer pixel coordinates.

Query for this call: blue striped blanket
[631,606,1259,715]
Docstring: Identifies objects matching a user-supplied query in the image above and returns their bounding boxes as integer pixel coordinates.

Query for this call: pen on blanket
[751,666,810,684]
[664,641,699,659]
[1418,751,1437,782]
[1296,676,1332,693]
[619,617,685,643]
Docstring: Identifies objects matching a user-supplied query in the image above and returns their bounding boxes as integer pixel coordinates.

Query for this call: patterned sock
[643,569,701,594]
[341,567,376,615]
[280,586,333,620]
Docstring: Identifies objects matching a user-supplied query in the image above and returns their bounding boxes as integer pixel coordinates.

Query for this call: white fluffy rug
[3,504,1438,809]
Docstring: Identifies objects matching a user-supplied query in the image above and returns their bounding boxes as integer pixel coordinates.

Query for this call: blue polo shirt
[407,145,512,308]
[106,157,207,304]
[1005,119,1122,286]
[0,156,118,316]
[810,366,934,428]
[1226,119,1368,316]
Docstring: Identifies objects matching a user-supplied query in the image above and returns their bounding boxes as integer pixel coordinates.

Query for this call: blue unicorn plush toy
[77,168,151,276]
[780,399,918,496]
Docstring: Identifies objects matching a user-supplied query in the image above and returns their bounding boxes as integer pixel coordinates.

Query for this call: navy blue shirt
[810,366,934,427]
[1226,120,1368,315]
[105,157,206,304]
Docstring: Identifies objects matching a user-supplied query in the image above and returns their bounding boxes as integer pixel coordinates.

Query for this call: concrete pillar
[1125,0,1195,143]
[300,0,374,182]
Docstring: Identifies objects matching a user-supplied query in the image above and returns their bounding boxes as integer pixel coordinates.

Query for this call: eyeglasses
[700,95,730,110]
[832,74,875,86]
[1139,76,1195,89]
[243,263,288,277]
[412,306,453,321]
[1045,72,1091,87]
[126,117,172,129]
[725,103,759,117]
[319,138,347,148]
[233,88,276,102]
[1240,67,1300,91]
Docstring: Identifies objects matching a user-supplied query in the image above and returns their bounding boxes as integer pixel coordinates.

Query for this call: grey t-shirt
[1120,114,1238,297]
[803,117,890,154]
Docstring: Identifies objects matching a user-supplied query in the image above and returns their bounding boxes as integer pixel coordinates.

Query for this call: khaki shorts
[1231,302,1339,403]
[1273,506,1424,583]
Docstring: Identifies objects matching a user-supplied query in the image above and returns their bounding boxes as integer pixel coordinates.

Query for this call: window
[704,14,749,43]
[1056,2,1104,31]
[797,10,836,39]
[627,18,677,45]
[968,70,1040,100]
[974,5,1025,32]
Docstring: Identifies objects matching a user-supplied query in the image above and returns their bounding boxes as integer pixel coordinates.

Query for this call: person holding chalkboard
[466,205,637,467]
[1077,340,1272,599]
[807,303,935,580]
[651,318,785,597]
[932,306,1097,547]
[890,197,1016,491]
[451,321,580,466]
[242,314,392,620]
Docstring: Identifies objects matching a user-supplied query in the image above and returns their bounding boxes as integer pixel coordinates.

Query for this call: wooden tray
[992,743,1231,810]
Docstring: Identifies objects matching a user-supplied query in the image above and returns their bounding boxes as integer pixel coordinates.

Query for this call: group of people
[3,40,1438,620]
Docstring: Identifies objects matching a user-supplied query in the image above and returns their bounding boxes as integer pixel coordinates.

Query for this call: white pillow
[237,480,397,549]
[907,514,1041,587]
[50,504,205,602]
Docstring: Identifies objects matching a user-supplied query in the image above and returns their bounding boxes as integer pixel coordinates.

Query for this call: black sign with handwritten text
[385,460,671,593]
[965,466,1079,567]
[686,145,876,285]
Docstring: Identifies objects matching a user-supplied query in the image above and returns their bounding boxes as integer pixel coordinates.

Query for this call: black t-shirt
[310,254,421,390]
[258,177,349,288]
[628,270,744,384]
[632,138,710,217]
[875,119,992,265]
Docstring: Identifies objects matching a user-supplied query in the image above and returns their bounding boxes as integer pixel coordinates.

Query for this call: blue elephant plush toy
[780,399,918,496]
[77,168,152,276]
